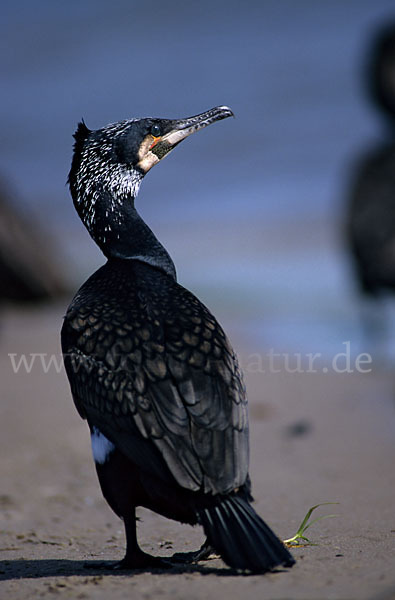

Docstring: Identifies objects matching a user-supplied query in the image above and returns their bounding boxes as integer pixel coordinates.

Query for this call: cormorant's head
[68,106,234,206]
[68,106,233,256]
[368,22,395,123]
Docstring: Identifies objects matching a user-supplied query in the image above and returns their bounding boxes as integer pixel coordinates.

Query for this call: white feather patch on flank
[91,427,115,464]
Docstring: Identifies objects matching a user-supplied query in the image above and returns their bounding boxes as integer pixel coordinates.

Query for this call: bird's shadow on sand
[0,558,288,581]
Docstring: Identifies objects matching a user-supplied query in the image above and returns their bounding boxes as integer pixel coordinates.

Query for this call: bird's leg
[119,511,171,569]
[171,537,219,563]
[85,509,171,570]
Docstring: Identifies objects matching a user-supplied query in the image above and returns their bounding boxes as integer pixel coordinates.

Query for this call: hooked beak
[157,105,234,153]
[137,105,234,173]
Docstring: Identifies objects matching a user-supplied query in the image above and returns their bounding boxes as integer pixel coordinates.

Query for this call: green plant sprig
[283,502,339,547]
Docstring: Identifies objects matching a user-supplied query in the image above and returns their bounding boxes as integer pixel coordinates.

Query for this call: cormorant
[62,106,294,573]
[347,23,395,300]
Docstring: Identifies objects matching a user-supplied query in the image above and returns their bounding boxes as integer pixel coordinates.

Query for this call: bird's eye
[150,124,161,137]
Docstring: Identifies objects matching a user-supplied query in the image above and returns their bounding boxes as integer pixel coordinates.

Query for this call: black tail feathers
[198,496,295,573]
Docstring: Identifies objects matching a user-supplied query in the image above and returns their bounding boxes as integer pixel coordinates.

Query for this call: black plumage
[347,23,395,298]
[62,106,294,572]
[348,144,395,296]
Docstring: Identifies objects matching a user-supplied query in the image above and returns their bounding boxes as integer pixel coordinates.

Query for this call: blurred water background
[2,0,395,364]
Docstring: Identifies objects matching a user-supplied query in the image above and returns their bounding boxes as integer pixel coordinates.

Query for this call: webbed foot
[171,539,219,564]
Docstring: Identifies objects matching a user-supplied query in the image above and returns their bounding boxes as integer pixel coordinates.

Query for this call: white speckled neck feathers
[68,120,176,280]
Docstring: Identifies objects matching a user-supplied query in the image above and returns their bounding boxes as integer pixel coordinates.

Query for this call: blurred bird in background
[347,22,395,337]
[0,177,67,305]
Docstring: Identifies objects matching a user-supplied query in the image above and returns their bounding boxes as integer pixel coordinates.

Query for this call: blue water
[2,0,395,360]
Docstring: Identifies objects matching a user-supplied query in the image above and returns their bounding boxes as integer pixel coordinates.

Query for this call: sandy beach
[1,302,394,600]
